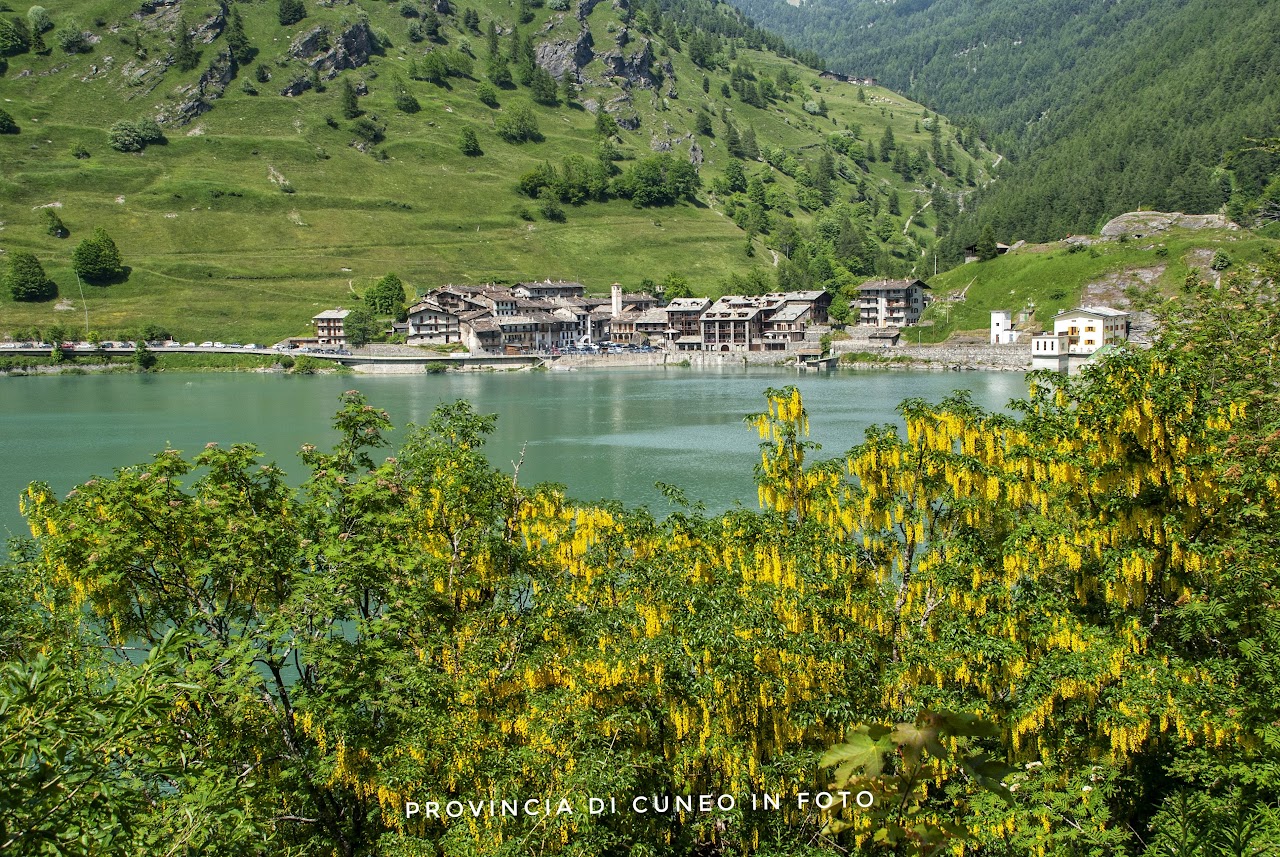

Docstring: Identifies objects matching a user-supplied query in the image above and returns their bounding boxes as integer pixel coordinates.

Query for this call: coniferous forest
[726,0,1280,247]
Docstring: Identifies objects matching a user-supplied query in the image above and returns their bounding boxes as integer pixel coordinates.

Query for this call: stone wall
[832,341,1030,371]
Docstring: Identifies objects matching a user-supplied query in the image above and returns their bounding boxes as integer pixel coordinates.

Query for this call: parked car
[243,343,258,350]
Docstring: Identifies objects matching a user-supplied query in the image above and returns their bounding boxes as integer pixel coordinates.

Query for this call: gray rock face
[575,0,606,22]
[291,22,376,79]
[535,29,593,81]
[688,141,703,165]
[291,26,331,58]
[1099,211,1238,239]
[605,95,640,129]
[194,3,226,44]
[157,47,234,124]
[598,38,654,88]
[137,0,179,15]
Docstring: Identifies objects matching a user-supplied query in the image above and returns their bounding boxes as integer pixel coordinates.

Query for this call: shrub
[351,117,385,143]
[495,102,542,143]
[55,21,90,53]
[0,107,17,134]
[1211,249,1232,270]
[108,118,165,152]
[476,82,499,107]
[394,89,421,113]
[537,187,565,221]
[459,127,482,156]
[27,7,53,35]
[290,355,325,374]
[42,209,68,238]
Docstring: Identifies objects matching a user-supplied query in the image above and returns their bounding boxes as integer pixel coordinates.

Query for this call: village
[296,277,1132,374]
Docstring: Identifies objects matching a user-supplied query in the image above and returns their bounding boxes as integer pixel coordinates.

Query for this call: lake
[0,367,1028,540]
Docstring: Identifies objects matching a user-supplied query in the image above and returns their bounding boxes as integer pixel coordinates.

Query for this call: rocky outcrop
[291,26,332,58]
[535,29,593,82]
[290,22,376,79]
[576,0,607,22]
[193,4,226,44]
[137,0,179,15]
[604,94,640,129]
[598,38,654,88]
[156,47,234,125]
[1099,211,1238,239]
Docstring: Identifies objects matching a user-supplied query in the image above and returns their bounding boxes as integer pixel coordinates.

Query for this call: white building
[405,299,460,345]
[1051,306,1129,354]
[1030,332,1071,372]
[1030,305,1130,373]
[857,279,931,327]
[990,310,1020,345]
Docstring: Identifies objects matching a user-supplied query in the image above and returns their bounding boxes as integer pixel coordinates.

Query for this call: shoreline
[1,343,1032,377]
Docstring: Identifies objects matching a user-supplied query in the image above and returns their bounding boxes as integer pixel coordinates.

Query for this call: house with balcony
[406,299,460,345]
[1051,306,1130,354]
[857,279,931,327]
[1030,305,1130,373]
[312,309,351,346]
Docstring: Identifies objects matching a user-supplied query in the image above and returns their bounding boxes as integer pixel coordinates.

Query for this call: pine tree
[341,77,361,119]
[879,125,895,161]
[724,122,743,158]
[530,66,558,104]
[5,251,56,301]
[485,21,499,56]
[0,107,18,134]
[174,18,199,71]
[485,54,512,88]
[225,7,252,66]
[741,125,759,160]
[278,0,306,27]
[975,223,998,261]
[392,77,420,113]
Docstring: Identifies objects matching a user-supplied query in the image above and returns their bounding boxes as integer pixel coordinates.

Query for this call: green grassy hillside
[914,227,1280,342]
[0,0,995,343]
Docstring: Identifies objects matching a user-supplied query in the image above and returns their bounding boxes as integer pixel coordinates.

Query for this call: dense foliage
[4,250,57,301]
[6,261,1280,854]
[70,227,124,283]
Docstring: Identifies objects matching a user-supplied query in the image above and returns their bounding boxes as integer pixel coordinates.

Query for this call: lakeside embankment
[1,341,1033,376]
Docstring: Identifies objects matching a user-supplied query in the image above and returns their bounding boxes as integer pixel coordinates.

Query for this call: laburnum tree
[10,260,1280,855]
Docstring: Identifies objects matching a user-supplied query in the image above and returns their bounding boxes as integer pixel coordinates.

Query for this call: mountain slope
[0,0,994,343]
[725,0,1280,244]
